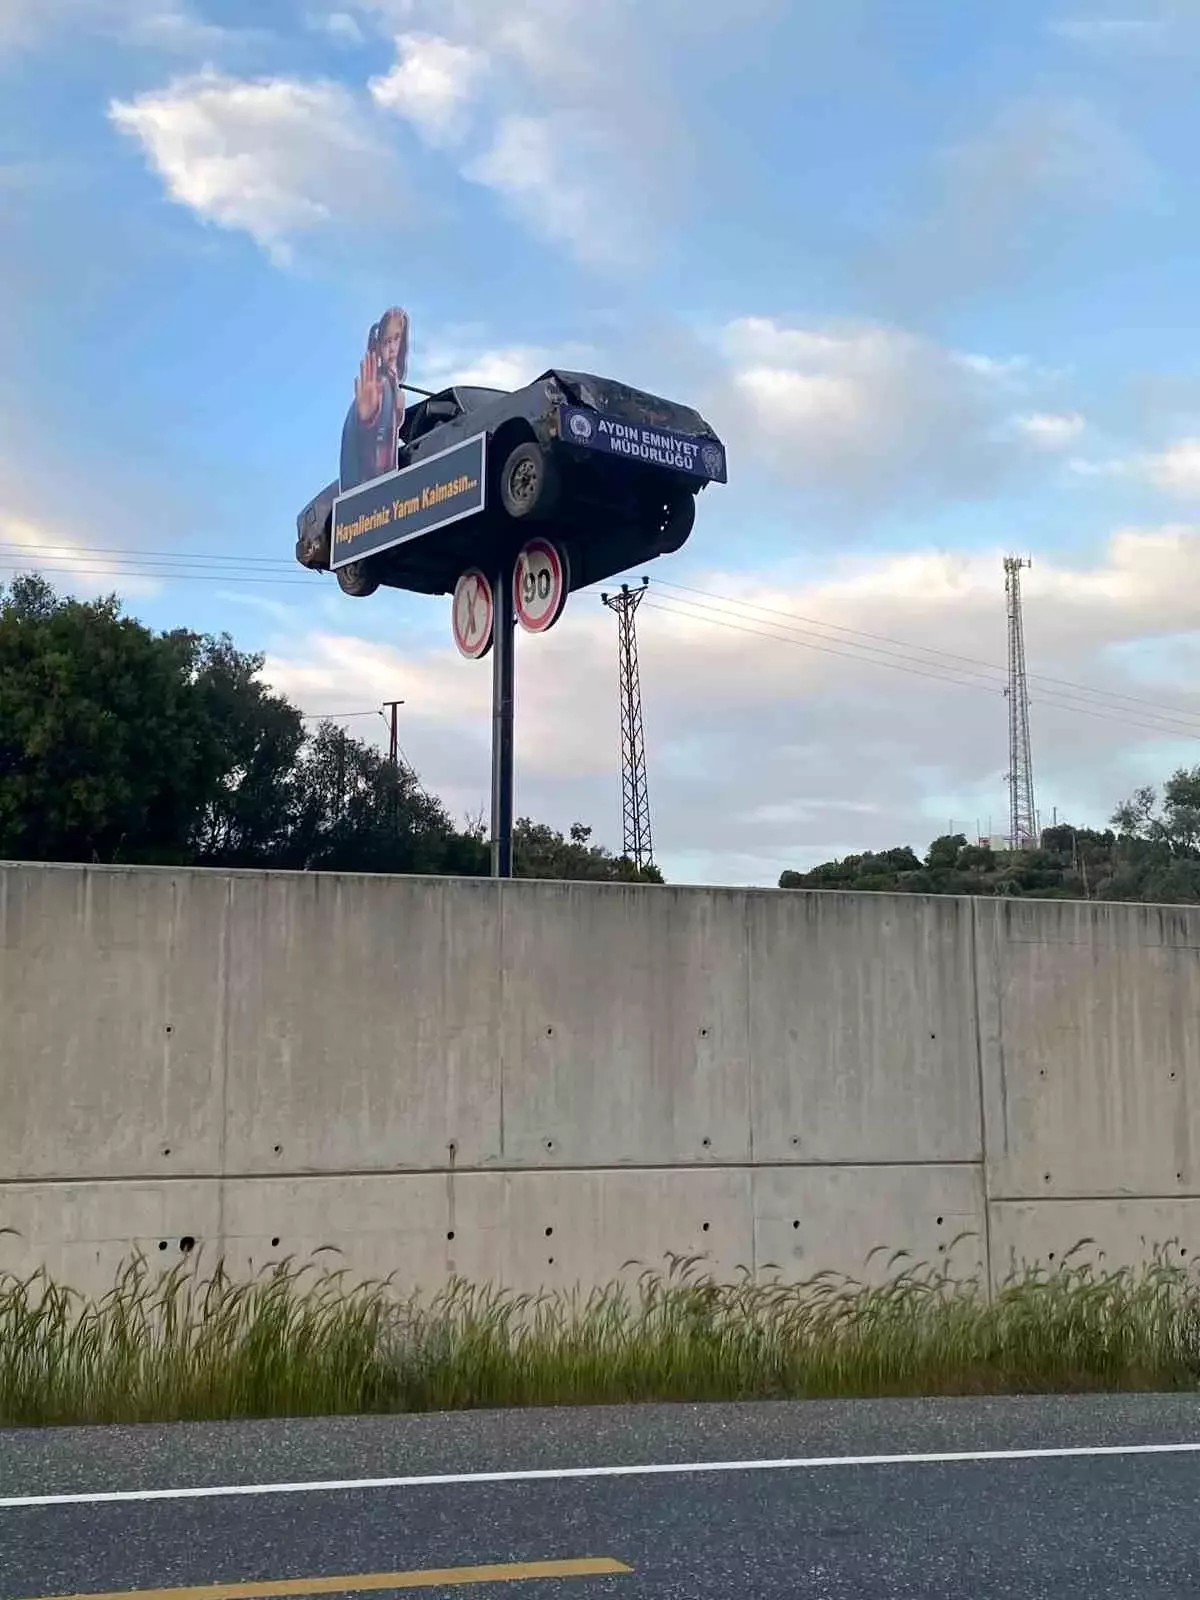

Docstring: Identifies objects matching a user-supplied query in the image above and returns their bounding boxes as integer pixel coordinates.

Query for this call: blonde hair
[372,306,409,375]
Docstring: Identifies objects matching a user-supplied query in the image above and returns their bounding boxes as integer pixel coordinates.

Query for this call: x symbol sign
[463,577,481,636]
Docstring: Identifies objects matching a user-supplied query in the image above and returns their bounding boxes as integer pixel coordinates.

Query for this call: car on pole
[294,369,728,599]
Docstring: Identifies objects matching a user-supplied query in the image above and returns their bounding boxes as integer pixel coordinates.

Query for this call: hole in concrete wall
[1048,1252,1056,1261]
[545,1139,555,1151]
[790,1136,800,1147]
[179,1236,195,1254]
[792,1220,800,1230]
[162,1147,171,1157]
[1043,1173,1052,1183]
[936,1216,944,1226]
[545,1226,554,1237]
[546,1026,554,1036]
[1171,1072,1177,1080]
[271,1237,280,1248]
[273,1144,283,1154]
[1039,1069,1046,1079]
[929,1033,936,1041]
[702,1137,711,1149]
[447,1231,455,1242]
[702,1222,710,1233]
[165,1025,173,1035]
[158,1240,168,1251]
[1182,1247,1189,1259]
[699,1027,709,1038]
[547,1257,555,1266]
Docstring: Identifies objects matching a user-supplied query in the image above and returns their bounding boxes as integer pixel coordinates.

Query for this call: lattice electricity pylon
[601,578,654,869]
[1004,555,1039,849]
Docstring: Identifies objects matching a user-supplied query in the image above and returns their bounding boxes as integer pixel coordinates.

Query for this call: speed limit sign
[513,537,569,634]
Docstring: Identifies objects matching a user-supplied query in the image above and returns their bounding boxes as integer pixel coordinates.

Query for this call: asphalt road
[3,1396,1200,1598]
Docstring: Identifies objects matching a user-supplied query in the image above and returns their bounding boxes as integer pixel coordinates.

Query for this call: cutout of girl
[339,306,410,492]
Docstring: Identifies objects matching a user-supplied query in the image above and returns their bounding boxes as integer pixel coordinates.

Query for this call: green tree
[778,782,1200,905]
[188,634,306,866]
[0,577,211,864]
[1112,768,1200,854]
[0,574,660,884]
[514,819,664,882]
[286,722,489,876]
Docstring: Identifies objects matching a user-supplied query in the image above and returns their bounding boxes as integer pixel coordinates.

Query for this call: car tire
[655,493,696,554]
[335,561,380,598]
[499,442,560,521]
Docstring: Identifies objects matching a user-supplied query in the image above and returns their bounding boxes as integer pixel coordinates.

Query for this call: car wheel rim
[509,458,538,505]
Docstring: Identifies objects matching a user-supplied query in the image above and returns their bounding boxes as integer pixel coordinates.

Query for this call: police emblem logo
[569,411,594,440]
[701,443,725,479]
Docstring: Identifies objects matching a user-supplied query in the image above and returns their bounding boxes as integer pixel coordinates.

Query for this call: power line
[299,709,378,720]
[0,540,298,568]
[7,539,1200,738]
[0,561,316,587]
[644,596,1200,742]
[646,590,1200,738]
[654,578,1200,726]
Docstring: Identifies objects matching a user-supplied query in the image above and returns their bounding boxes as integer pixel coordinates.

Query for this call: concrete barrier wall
[2,862,1198,1295]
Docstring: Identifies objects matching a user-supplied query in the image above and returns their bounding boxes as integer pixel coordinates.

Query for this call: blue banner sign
[558,406,727,483]
[331,434,487,570]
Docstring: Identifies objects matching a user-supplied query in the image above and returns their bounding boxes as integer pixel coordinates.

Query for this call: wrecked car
[295,369,728,599]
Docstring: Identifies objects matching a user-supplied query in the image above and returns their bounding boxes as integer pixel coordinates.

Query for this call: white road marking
[3,1441,1200,1510]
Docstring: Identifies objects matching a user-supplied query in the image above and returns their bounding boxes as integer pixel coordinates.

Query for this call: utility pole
[380,698,405,839]
[601,577,654,871]
[333,728,347,822]
[382,699,404,767]
[1004,555,1038,849]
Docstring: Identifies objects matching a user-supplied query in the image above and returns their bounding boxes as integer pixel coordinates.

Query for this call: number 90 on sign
[513,537,569,634]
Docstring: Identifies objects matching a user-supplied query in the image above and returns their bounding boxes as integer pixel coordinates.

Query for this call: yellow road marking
[28,1559,632,1600]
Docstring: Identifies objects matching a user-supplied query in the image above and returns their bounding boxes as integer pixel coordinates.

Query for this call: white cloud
[0,514,160,599]
[0,0,244,56]
[1050,4,1200,51]
[710,316,1014,514]
[1051,15,1165,44]
[412,313,1077,519]
[465,113,653,268]
[1144,438,1200,495]
[1075,437,1200,495]
[868,96,1157,310]
[418,329,596,393]
[311,11,365,46]
[369,32,485,146]
[1017,411,1086,450]
[263,525,1200,884]
[422,344,556,393]
[352,0,702,267]
[109,71,403,263]
[946,96,1154,222]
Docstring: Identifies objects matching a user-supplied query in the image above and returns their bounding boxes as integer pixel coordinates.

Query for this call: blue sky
[4,0,1200,882]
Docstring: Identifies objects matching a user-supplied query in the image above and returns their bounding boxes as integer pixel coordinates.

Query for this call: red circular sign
[513,538,569,634]
[452,568,494,659]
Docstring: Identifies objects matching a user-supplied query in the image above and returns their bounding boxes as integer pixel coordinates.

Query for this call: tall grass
[3,1243,1200,1427]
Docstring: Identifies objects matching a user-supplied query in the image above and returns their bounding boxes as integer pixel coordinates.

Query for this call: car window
[454,386,510,411]
[399,402,425,444]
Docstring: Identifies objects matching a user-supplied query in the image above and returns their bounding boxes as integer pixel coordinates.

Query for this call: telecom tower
[1004,555,1038,849]
[601,578,654,870]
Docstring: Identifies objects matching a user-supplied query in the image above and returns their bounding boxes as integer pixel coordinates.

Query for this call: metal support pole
[490,559,515,878]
